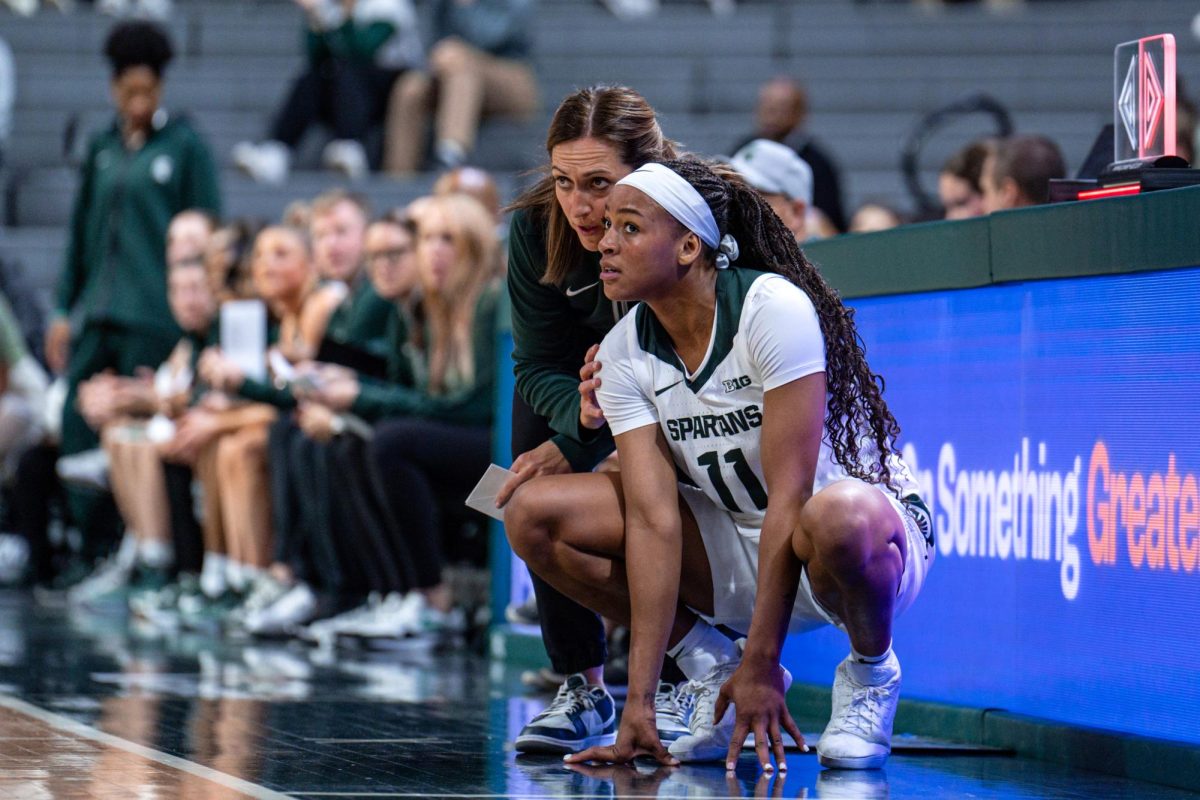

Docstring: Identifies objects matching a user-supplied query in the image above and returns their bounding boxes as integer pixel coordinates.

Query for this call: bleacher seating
[1,0,1198,305]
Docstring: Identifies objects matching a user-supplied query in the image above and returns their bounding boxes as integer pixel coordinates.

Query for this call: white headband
[617,163,720,249]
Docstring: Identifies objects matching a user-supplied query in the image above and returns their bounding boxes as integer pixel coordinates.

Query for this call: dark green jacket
[324,276,395,360]
[507,208,622,470]
[306,19,395,64]
[57,113,221,336]
[351,284,499,425]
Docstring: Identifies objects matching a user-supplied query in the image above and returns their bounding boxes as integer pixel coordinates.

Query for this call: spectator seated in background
[849,201,906,234]
[309,189,394,362]
[384,0,539,175]
[205,217,263,305]
[733,76,847,233]
[234,0,423,184]
[86,257,217,608]
[981,133,1066,212]
[729,138,813,242]
[294,193,502,642]
[939,139,991,220]
[63,210,214,607]
[178,226,343,626]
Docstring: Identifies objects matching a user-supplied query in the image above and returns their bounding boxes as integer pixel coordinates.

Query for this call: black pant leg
[326,435,406,595]
[269,66,325,148]
[14,443,60,584]
[510,390,607,676]
[163,462,202,575]
[327,60,398,142]
[371,418,450,590]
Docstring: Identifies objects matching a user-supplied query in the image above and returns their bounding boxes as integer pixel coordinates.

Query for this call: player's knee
[504,482,553,566]
[802,485,877,573]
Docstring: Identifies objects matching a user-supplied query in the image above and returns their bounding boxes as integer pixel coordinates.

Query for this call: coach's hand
[578,343,606,431]
[714,659,806,773]
[496,439,570,507]
[565,710,678,767]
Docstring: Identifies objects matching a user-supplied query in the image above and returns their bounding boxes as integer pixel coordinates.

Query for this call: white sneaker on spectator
[599,0,657,20]
[336,592,414,639]
[322,139,368,181]
[505,594,539,626]
[816,652,901,770]
[227,572,290,630]
[67,554,135,606]
[242,582,317,637]
[232,140,289,186]
[133,0,170,19]
[56,448,110,492]
[97,0,129,14]
[2,0,38,16]
[669,658,792,763]
[300,593,387,643]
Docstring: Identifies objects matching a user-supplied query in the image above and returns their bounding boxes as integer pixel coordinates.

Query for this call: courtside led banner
[784,265,1200,745]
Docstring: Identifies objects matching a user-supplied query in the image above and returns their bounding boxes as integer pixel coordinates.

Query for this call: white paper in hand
[220,300,267,383]
[465,464,516,522]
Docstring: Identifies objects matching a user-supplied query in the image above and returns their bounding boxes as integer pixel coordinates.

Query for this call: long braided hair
[660,157,904,493]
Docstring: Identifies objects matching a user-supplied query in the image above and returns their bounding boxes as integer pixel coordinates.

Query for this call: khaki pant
[384,37,539,175]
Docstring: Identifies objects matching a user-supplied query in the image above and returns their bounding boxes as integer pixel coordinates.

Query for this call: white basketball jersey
[597,268,917,530]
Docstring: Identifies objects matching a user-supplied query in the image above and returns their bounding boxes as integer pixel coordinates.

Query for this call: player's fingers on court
[768,720,787,770]
[781,708,808,753]
[585,343,601,363]
[565,744,619,764]
[726,719,750,771]
[752,720,773,772]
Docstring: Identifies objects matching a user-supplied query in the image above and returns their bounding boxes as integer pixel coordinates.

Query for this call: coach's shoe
[816,652,901,770]
[514,673,616,754]
[654,680,690,744]
[669,659,793,763]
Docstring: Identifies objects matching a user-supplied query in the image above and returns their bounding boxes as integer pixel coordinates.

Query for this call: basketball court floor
[0,591,1193,799]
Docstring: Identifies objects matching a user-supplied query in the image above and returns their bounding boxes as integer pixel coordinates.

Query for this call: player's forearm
[742,506,806,666]
[624,510,682,713]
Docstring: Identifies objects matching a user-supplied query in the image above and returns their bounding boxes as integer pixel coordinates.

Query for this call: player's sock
[667,619,739,680]
[848,641,894,684]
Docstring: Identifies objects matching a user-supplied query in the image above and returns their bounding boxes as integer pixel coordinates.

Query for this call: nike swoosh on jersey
[564,281,599,297]
[654,379,684,396]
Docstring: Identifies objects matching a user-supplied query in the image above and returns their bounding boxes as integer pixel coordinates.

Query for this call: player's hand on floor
[564,713,678,767]
[714,660,806,773]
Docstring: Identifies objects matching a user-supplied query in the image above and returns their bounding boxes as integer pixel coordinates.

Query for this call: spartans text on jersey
[665,405,763,442]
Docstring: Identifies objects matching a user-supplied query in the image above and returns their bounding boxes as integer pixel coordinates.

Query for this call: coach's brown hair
[510,85,678,286]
